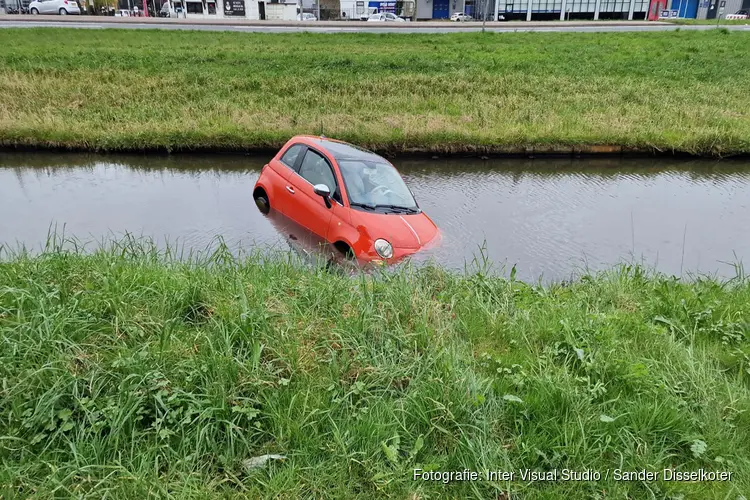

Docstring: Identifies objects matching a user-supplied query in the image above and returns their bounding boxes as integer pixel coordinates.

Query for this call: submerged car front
[337,159,439,262]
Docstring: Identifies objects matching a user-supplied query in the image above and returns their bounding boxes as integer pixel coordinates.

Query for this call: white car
[367,12,405,21]
[297,12,317,20]
[29,0,80,15]
[114,8,130,15]
[725,9,748,19]
[450,12,472,21]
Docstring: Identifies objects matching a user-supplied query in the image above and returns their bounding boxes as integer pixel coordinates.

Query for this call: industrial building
[342,0,747,18]
[413,0,650,20]
[697,0,749,19]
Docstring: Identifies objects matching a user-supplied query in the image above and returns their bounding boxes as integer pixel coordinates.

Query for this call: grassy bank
[1,242,749,498]
[0,29,749,155]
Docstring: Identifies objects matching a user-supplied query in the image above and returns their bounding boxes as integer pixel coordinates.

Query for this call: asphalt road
[1,18,749,33]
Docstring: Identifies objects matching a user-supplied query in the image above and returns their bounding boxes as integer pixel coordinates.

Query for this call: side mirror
[313,184,332,208]
[313,183,330,197]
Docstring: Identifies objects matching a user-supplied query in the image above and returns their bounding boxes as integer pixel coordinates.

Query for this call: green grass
[1,28,749,155]
[1,239,749,498]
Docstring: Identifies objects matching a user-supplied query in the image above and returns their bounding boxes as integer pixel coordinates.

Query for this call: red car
[253,136,439,263]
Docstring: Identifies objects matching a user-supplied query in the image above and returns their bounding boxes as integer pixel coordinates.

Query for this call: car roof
[294,136,388,163]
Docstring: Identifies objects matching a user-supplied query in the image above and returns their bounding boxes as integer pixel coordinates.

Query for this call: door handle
[286,186,295,194]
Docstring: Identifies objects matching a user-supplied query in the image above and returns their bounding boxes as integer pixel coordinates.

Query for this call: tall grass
[1,238,749,498]
[0,29,749,155]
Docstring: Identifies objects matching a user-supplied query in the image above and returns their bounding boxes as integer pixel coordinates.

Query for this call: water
[2,153,749,282]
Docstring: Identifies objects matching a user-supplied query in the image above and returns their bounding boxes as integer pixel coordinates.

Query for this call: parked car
[114,8,130,15]
[253,136,440,263]
[367,12,406,21]
[450,12,473,21]
[725,9,748,19]
[29,0,80,15]
[297,12,317,20]
[357,7,377,19]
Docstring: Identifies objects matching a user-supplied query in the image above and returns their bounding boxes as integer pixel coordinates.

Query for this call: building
[340,0,411,18]
[696,0,748,18]
[415,0,648,19]
[263,0,297,19]
[0,0,30,13]
[152,0,298,19]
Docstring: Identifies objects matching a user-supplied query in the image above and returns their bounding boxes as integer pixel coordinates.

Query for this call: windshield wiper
[350,202,377,210]
[373,204,420,214]
[350,202,420,214]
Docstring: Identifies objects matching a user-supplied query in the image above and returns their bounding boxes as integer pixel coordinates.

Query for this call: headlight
[374,239,393,259]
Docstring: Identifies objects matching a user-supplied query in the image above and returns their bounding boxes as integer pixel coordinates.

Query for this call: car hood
[350,210,438,249]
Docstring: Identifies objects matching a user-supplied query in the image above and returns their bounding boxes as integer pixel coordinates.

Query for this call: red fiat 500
[253,136,439,263]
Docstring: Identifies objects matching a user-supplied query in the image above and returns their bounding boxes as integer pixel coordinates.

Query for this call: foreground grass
[0,29,749,155]
[1,243,749,498]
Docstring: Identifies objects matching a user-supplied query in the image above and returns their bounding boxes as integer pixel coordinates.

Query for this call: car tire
[59,8,68,14]
[31,7,39,13]
[253,190,270,215]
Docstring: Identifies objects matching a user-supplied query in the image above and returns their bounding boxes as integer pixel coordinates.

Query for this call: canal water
[2,153,749,283]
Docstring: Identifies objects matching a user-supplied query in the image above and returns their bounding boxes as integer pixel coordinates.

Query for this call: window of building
[532,0,562,12]
[508,0,528,12]
[186,1,203,12]
[567,0,596,13]
[634,0,649,12]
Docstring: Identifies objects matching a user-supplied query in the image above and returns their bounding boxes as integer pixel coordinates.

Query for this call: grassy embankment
[1,241,749,498]
[0,29,749,155]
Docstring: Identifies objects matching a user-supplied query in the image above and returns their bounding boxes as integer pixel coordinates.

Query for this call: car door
[285,148,337,239]
[270,143,305,216]
[40,0,52,13]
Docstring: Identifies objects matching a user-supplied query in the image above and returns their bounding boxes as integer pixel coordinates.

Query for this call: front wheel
[59,8,67,14]
[31,7,39,13]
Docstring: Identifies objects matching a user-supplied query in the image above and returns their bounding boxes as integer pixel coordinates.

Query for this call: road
[1,16,749,33]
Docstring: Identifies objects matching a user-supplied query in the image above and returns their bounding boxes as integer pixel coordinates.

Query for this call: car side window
[298,150,341,202]
[280,144,304,170]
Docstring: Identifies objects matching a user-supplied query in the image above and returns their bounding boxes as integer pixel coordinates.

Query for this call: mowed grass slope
[0,29,749,155]
[1,243,749,498]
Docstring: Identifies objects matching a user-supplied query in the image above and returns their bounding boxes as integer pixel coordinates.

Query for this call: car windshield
[338,160,417,211]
